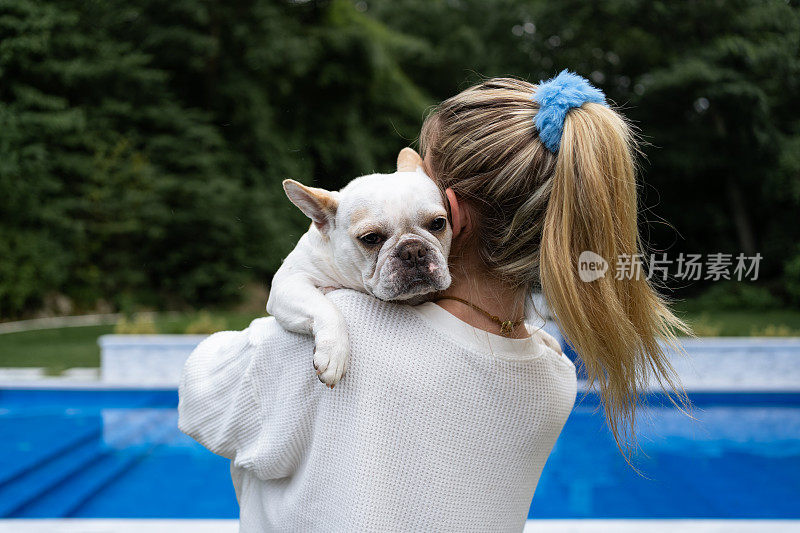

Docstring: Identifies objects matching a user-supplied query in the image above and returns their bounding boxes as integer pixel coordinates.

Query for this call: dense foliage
[1,0,798,318]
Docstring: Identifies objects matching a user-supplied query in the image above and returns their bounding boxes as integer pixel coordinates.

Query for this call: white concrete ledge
[0,519,797,533]
[0,380,176,390]
[1,333,797,391]
[96,333,800,390]
[99,334,208,385]
[0,314,126,334]
[0,519,238,532]
[657,337,800,392]
[523,520,800,532]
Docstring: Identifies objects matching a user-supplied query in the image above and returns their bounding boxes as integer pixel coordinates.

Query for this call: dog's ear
[397,147,422,172]
[283,179,338,234]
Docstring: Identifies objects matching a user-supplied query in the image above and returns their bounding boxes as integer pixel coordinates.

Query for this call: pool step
[15,447,143,517]
[0,422,102,489]
[0,429,105,516]
[24,420,177,518]
[0,410,172,517]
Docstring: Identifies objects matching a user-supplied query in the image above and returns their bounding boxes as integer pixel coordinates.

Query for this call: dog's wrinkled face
[283,165,452,301]
[332,171,452,300]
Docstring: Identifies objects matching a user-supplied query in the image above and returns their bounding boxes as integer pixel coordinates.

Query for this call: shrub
[184,312,228,335]
[750,324,800,337]
[784,253,800,307]
[687,313,723,337]
[114,314,158,334]
[690,282,781,311]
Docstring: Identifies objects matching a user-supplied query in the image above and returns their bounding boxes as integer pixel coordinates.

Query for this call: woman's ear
[445,188,467,238]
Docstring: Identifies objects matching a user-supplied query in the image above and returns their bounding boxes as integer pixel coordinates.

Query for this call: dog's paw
[312,332,349,388]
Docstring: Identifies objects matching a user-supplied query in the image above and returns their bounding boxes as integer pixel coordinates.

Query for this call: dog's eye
[429,217,447,232]
[359,233,384,246]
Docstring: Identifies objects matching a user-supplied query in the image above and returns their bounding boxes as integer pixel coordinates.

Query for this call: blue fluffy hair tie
[532,69,608,153]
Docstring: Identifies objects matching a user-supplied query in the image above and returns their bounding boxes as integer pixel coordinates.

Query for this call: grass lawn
[673,304,800,337]
[2,307,800,373]
[0,311,264,373]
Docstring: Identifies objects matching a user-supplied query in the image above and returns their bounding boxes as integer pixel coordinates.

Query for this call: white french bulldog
[267,148,453,387]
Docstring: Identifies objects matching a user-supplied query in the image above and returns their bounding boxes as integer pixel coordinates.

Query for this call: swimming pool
[0,388,798,519]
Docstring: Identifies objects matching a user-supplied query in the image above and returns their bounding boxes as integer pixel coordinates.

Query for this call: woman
[179,71,687,531]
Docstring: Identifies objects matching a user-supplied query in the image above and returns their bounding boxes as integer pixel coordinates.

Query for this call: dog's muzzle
[377,238,450,300]
[397,240,429,269]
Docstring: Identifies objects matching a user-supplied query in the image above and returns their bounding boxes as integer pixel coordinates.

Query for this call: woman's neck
[434,263,530,339]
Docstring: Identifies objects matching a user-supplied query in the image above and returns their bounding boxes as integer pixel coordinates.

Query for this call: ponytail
[420,74,690,457]
[540,102,690,453]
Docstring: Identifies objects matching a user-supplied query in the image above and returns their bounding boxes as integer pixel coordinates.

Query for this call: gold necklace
[436,296,525,336]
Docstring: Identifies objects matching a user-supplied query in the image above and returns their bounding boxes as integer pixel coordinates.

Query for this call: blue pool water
[0,389,798,519]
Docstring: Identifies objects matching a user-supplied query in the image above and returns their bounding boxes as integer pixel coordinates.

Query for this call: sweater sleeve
[177,327,262,467]
[178,316,319,480]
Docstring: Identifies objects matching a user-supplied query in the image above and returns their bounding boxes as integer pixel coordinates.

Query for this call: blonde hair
[420,77,689,453]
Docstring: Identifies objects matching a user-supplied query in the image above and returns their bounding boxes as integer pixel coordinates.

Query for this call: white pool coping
[2,378,800,394]
[0,380,177,390]
[3,335,800,392]
[524,521,800,532]
[0,519,798,532]
[0,520,235,532]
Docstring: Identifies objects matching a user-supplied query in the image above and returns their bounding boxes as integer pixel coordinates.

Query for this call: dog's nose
[398,242,427,267]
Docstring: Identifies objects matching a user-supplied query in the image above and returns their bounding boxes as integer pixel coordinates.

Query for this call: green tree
[2,0,798,317]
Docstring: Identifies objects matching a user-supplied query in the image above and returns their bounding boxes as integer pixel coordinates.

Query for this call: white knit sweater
[178,289,576,532]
